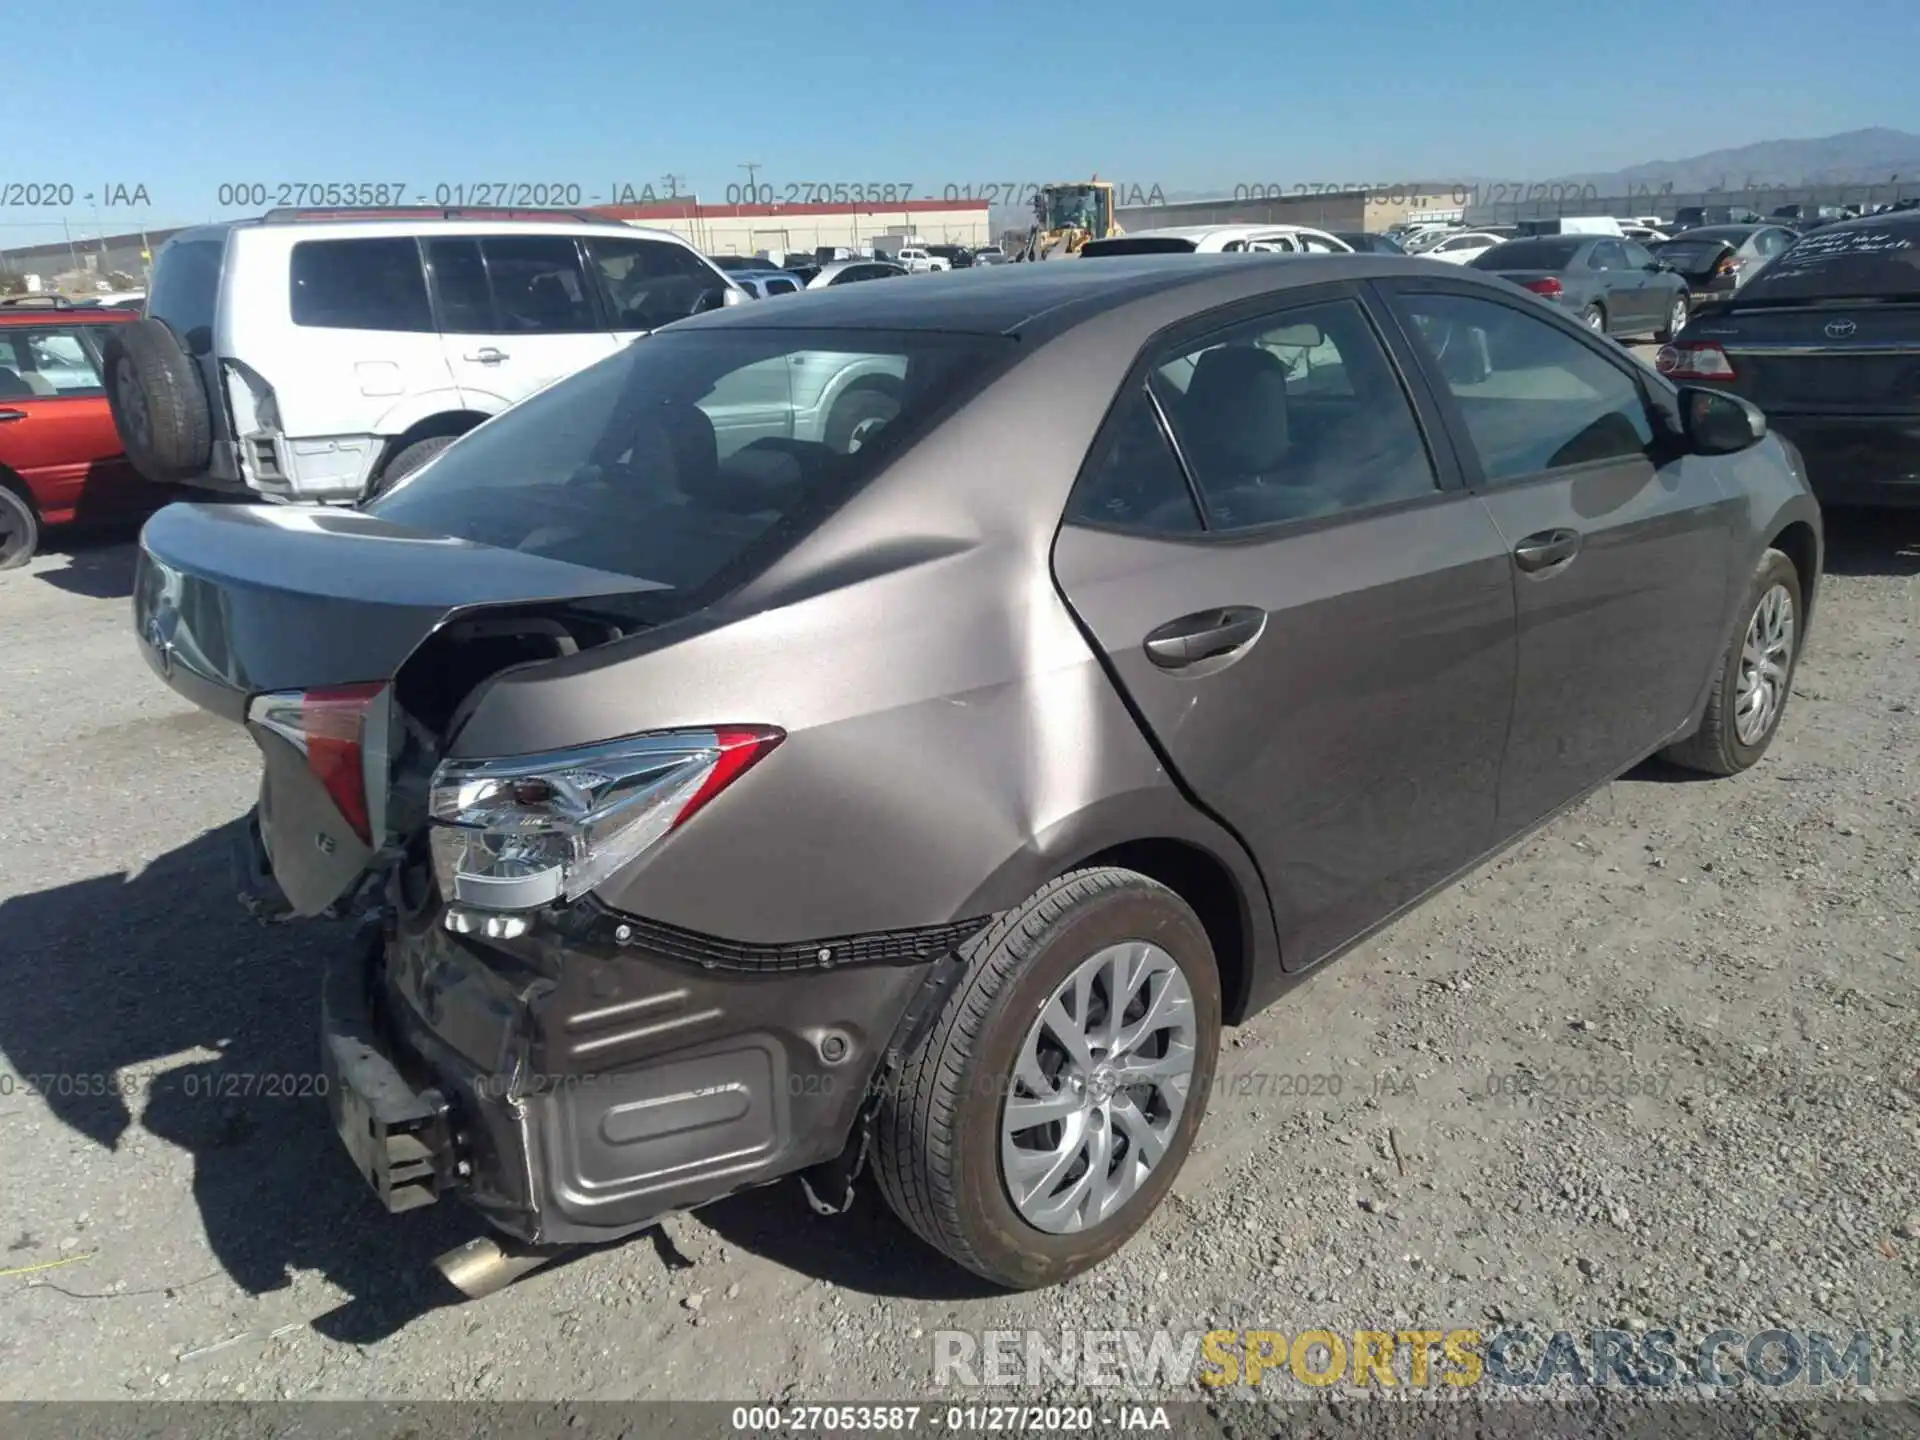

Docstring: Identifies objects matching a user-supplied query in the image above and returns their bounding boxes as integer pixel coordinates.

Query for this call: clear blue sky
[3,0,1914,248]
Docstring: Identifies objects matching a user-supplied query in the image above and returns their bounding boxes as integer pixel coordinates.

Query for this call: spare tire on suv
[100,320,213,484]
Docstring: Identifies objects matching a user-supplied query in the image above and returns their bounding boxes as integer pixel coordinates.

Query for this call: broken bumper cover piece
[319,926,456,1214]
[319,904,988,1247]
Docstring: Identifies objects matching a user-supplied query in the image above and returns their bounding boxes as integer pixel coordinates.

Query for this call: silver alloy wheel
[846,415,888,452]
[1735,581,1795,745]
[1670,296,1689,336]
[1000,940,1197,1234]
[1584,306,1605,331]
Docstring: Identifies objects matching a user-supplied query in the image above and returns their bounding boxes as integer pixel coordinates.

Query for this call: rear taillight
[248,683,384,843]
[1656,342,1736,380]
[428,726,784,914]
[1522,277,1564,298]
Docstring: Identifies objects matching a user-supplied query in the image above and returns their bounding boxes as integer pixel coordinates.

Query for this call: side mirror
[1680,385,1767,455]
[721,286,749,308]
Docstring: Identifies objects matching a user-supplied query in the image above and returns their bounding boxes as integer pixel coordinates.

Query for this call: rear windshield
[1731,221,1920,304]
[1469,238,1583,270]
[366,327,1011,595]
[1079,237,1199,256]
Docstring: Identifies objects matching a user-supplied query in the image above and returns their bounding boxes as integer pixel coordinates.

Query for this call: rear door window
[289,237,433,331]
[1064,387,1202,533]
[478,235,599,333]
[0,326,106,398]
[423,238,493,332]
[1149,298,1439,529]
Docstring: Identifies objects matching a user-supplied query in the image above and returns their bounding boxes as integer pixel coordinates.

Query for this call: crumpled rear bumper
[320,902,970,1246]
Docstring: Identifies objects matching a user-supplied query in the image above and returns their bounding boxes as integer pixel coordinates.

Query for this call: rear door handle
[464,348,509,364]
[0,409,26,423]
[1512,528,1582,573]
[1143,606,1267,669]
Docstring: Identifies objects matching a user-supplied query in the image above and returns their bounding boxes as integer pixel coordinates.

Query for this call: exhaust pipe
[433,1236,566,1300]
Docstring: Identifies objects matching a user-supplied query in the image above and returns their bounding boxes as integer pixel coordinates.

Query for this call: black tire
[1664,547,1803,776]
[1653,290,1690,344]
[1580,303,1607,335]
[872,867,1222,1290]
[0,483,39,570]
[99,319,212,483]
[372,435,456,496]
[824,382,901,454]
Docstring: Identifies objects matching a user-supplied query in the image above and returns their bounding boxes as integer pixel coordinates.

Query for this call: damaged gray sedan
[134,254,1821,1294]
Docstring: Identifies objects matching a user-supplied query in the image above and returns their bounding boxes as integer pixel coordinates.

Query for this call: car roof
[1670,224,1770,240]
[674,252,1449,339]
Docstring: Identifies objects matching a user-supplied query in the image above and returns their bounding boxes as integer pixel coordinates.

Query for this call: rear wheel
[371,434,456,497]
[1654,292,1690,344]
[872,867,1221,1290]
[824,382,901,454]
[0,485,39,570]
[1663,547,1802,776]
[1581,303,1606,334]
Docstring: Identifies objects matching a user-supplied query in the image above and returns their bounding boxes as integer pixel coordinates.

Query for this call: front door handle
[1512,527,1582,573]
[464,347,509,364]
[1143,605,1267,669]
[0,409,26,423]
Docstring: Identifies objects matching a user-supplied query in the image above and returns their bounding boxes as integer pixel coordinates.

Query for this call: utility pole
[739,162,762,205]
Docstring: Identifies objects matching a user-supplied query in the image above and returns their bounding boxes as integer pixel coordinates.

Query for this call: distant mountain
[989,130,1920,233]
[1550,128,1920,191]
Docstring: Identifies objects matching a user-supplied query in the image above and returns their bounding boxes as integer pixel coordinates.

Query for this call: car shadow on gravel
[693,1183,1003,1302]
[0,819,484,1344]
[29,531,139,598]
[1821,507,1920,577]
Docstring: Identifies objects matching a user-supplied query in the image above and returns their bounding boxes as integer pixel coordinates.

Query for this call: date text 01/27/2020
[213,182,689,210]
[722,182,1170,207]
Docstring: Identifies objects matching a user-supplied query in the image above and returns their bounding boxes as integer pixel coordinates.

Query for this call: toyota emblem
[1824,319,1857,338]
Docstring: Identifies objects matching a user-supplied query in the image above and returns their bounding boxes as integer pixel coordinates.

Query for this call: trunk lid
[1683,302,1920,413]
[135,502,668,914]
[1653,239,1733,282]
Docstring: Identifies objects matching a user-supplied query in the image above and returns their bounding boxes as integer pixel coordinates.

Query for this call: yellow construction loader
[1013,180,1122,260]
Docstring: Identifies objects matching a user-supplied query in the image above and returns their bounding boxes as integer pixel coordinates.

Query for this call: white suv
[104,208,744,501]
[891,247,951,274]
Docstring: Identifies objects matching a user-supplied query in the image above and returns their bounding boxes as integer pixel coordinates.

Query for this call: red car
[0,296,160,569]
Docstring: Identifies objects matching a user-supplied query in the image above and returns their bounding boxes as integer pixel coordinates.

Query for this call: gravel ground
[0,490,1914,1412]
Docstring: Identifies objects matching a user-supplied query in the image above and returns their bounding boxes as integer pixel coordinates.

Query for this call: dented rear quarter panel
[446,286,1284,989]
